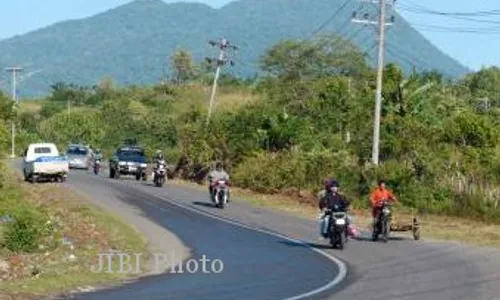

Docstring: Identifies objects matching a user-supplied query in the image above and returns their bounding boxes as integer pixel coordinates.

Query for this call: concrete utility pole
[352,0,395,165]
[205,38,238,125]
[5,67,23,158]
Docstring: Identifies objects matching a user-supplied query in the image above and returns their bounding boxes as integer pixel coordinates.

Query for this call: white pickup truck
[23,143,69,183]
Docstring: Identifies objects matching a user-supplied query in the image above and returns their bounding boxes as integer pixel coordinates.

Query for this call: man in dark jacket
[317,179,350,237]
[318,179,349,211]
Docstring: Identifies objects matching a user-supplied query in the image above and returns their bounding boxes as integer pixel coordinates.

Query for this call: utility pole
[205,38,238,125]
[5,67,23,158]
[346,77,352,143]
[352,0,395,165]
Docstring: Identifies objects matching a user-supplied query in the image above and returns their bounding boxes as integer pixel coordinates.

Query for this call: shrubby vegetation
[0,93,59,252]
[11,36,500,223]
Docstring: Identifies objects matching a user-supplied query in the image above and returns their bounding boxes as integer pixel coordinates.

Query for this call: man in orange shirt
[370,180,398,224]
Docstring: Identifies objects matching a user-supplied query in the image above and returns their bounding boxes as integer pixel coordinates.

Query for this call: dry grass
[0,172,149,299]
[18,101,43,114]
[171,84,259,116]
[215,89,259,111]
[170,179,500,248]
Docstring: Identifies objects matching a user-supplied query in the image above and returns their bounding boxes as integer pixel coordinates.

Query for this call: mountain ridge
[0,0,470,97]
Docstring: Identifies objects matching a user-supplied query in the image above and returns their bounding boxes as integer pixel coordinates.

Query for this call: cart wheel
[412,217,421,240]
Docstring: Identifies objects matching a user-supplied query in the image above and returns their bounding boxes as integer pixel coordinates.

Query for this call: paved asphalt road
[43,168,500,300]
[51,169,344,300]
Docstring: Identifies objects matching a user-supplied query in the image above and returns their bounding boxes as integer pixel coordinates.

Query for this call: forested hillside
[0,0,469,97]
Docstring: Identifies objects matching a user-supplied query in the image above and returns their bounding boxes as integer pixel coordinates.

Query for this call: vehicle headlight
[119,162,126,166]
[140,163,147,168]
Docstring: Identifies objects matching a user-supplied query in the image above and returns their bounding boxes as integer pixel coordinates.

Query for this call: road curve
[55,170,345,300]
[60,168,500,300]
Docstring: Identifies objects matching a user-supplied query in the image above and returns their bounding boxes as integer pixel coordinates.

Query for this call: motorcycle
[372,200,392,243]
[153,160,167,188]
[325,206,349,250]
[93,159,101,175]
[212,179,229,209]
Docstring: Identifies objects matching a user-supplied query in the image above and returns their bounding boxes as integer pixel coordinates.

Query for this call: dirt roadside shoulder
[1,165,189,299]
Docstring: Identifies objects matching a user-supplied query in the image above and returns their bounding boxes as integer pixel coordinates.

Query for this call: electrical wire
[385,41,436,70]
[410,23,500,34]
[398,1,500,26]
[402,0,500,17]
[310,0,352,37]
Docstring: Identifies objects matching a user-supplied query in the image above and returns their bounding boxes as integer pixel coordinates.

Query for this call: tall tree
[170,49,197,84]
[461,66,500,109]
[259,34,370,82]
[0,91,14,121]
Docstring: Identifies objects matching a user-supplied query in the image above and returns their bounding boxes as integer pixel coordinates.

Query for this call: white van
[23,143,69,183]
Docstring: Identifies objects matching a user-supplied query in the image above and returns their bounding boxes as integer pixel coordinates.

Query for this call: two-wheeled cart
[389,210,421,240]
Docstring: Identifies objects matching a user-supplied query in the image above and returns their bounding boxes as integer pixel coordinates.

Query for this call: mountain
[0,0,470,97]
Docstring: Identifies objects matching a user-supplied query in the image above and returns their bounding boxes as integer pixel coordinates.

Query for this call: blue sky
[0,0,498,71]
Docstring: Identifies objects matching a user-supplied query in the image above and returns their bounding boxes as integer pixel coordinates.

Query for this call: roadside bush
[4,205,47,252]
[302,148,359,194]
[40,101,65,119]
[233,150,305,193]
[39,109,105,148]
[0,163,7,189]
[15,131,42,156]
[444,111,499,148]
[233,148,359,196]
[0,121,10,156]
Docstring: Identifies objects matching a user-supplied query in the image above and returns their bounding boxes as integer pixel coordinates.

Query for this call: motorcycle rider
[93,148,103,162]
[154,150,164,163]
[207,162,230,202]
[370,180,398,228]
[153,150,166,178]
[317,179,350,238]
[92,148,103,171]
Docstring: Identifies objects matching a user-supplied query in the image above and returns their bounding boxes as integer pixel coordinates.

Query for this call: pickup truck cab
[109,145,148,181]
[23,143,69,183]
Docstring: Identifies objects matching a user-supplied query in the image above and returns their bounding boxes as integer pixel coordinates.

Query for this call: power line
[409,22,500,31]
[398,3,500,25]
[310,0,352,37]
[415,28,500,34]
[386,46,418,70]
[385,41,437,70]
[395,2,500,35]
[401,1,500,17]
[409,22,500,34]
[363,41,378,59]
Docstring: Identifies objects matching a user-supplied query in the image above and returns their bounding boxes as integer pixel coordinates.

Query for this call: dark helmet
[215,161,223,169]
[324,178,339,189]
